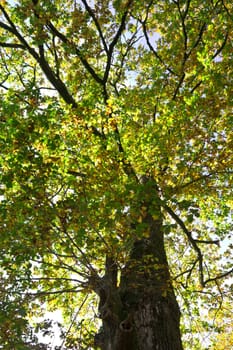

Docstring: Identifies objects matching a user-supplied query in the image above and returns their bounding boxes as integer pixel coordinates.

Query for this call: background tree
[0,1,232,349]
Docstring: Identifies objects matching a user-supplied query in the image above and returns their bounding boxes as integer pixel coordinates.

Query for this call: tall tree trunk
[94,179,183,350]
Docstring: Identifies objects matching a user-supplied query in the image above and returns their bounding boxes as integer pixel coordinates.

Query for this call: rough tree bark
[94,178,183,350]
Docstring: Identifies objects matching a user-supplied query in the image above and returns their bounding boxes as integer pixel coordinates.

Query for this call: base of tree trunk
[95,290,183,350]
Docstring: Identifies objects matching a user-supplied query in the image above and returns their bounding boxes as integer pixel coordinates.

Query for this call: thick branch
[0,41,25,48]
[0,5,105,139]
[195,239,220,246]
[47,21,104,86]
[81,0,109,54]
[29,0,104,86]
[0,5,77,107]
[37,43,78,107]
[0,19,15,33]
[172,72,185,100]
[103,0,133,85]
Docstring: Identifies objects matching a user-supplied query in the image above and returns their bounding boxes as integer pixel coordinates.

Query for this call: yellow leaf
[137,216,142,223]
[152,214,159,220]
[162,290,167,297]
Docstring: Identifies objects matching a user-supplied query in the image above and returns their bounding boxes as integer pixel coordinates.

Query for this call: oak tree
[0,1,232,349]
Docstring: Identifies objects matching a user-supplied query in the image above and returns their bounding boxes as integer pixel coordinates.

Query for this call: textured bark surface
[94,179,183,350]
[133,295,183,350]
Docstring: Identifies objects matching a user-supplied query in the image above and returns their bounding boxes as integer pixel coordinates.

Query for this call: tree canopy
[0,1,232,349]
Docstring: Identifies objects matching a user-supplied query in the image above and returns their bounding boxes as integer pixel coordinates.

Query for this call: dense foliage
[0,1,232,349]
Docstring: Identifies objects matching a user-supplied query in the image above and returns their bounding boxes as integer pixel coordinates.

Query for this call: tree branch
[194,239,220,246]
[189,31,228,94]
[0,19,15,33]
[174,258,199,288]
[31,257,84,277]
[212,31,228,59]
[142,27,176,75]
[162,203,205,286]
[81,0,109,54]
[190,22,207,53]
[47,21,104,86]
[178,170,233,191]
[204,268,233,285]
[59,295,88,350]
[111,30,142,92]
[172,72,185,100]
[25,288,83,296]
[0,41,25,49]
[103,0,133,85]
[0,4,78,107]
